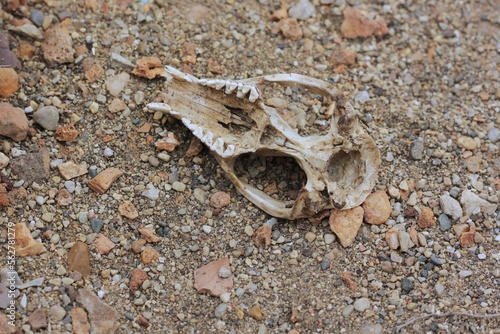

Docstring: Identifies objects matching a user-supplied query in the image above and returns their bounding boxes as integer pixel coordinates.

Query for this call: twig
[394,312,500,333]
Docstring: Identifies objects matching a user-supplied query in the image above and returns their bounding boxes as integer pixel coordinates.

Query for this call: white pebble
[103,147,114,157]
[218,267,231,278]
[220,292,231,303]
[477,253,486,260]
[202,225,212,234]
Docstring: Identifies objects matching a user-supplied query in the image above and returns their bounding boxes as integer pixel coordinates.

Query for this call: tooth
[192,125,203,138]
[225,82,237,94]
[236,83,251,99]
[222,145,235,157]
[198,78,208,86]
[203,131,213,146]
[211,137,224,153]
[147,102,172,112]
[166,66,191,81]
[215,80,226,90]
[207,80,217,88]
[182,118,194,129]
[249,87,259,102]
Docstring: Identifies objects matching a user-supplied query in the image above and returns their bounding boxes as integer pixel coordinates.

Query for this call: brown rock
[17,40,36,59]
[77,288,119,334]
[0,68,18,98]
[84,63,105,82]
[10,147,50,184]
[362,190,391,225]
[56,188,73,206]
[253,224,272,249]
[141,246,159,264]
[329,49,356,66]
[280,18,303,41]
[0,186,9,210]
[58,161,88,180]
[0,31,22,69]
[210,191,231,208]
[28,308,47,331]
[69,307,90,334]
[341,7,388,39]
[0,102,28,141]
[329,207,364,247]
[136,123,151,133]
[42,24,75,64]
[55,124,78,141]
[130,268,148,291]
[341,271,357,291]
[417,207,436,229]
[7,186,27,205]
[409,226,418,246]
[137,315,150,328]
[94,234,115,255]
[459,226,476,247]
[207,59,224,74]
[465,155,482,173]
[194,258,233,297]
[131,239,146,253]
[14,222,46,257]
[181,42,196,64]
[385,227,399,250]
[186,4,209,23]
[68,242,91,277]
[138,227,160,243]
[185,137,204,157]
[88,167,123,194]
[249,305,263,321]
[0,313,15,333]
[271,6,288,21]
[118,201,138,220]
[453,223,469,238]
[155,132,180,152]
[108,98,127,113]
[132,57,165,79]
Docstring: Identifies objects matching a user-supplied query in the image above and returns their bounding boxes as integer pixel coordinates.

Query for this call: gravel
[2,1,499,333]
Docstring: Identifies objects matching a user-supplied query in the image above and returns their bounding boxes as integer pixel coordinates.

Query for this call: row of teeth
[182,118,235,158]
[165,66,259,103]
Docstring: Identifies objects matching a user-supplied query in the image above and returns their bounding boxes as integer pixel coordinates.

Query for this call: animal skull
[149,66,380,220]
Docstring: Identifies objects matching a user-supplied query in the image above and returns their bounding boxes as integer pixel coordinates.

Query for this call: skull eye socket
[327,150,366,190]
[234,153,307,203]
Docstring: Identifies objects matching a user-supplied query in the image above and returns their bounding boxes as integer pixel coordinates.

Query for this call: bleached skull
[148,66,380,220]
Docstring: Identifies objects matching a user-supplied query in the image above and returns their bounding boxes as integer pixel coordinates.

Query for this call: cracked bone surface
[149,66,380,220]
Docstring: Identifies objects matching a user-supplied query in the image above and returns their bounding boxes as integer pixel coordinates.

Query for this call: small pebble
[103,147,114,157]
[90,218,104,233]
[401,277,414,292]
[353,298,370,312]
[320,259,330,270]
[459,270,472,278]
[214,303,228,318]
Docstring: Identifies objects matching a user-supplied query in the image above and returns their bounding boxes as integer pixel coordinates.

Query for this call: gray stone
[434,283,445,297]
[214,303,228,318]
[353,298,370,312]
[430,255,445,266]
[90,218,103,233]
[320,259,330,270]
[49,305,66,322]
[410,139,424,160]
[398,230,414,252]
[401,277,414,292]
[459,270,472,278]
[439,194,463,221]
[342,304,354,316]
[288,0,316,20]
[390,251,403,263]
[30,9,45,27]
[438,214,452,231]
[33,106,60,131]
[460,190,497,216]
[487,127,499,143]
